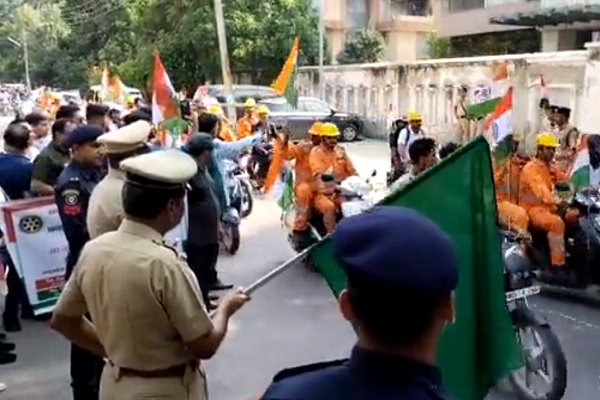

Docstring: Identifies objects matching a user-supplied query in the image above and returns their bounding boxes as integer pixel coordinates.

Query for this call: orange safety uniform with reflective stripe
[286,140,315,231]
[237,113,257,139]
[218,118,236,142]
[309,144,357,233]
[519,158,565,266]
[493,156,529,233]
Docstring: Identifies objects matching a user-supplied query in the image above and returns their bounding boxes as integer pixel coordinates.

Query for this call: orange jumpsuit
[494,156,529,233]
[237,113,257,139]
[218,118,236,142]
[285,140,315,231]
[309,144,357,233]
[519,158,566,266]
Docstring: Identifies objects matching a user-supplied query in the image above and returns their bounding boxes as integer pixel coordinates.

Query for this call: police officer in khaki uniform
[87,121,151,239]
[51,149,250,400]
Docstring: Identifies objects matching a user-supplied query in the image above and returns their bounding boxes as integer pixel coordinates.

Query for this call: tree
[426,33,451,59]
[0,0,321,92]
[336,29,386,65]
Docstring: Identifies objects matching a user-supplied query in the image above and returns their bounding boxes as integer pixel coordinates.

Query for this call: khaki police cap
[97,120,151,154]
[120,149,198,189]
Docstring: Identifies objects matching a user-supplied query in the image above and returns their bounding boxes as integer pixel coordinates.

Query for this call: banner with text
[0,197,187,315]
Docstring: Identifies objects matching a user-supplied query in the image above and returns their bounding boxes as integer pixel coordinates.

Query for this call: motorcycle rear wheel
[509,307,567,400]
[239,180,253,218]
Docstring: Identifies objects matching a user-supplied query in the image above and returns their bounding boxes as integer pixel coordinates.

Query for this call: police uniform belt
[115,361,198,378]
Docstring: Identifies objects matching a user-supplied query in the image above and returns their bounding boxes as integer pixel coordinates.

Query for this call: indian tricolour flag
[271,37,299,108]
[569,136,590,190]
[485,87,513,164]
[466,64,509,120]
[152,50,188,148]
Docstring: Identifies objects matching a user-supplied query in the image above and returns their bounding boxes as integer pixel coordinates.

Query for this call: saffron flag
[271,37,299,107]
[310,137,522,400]
[151,51,189,147]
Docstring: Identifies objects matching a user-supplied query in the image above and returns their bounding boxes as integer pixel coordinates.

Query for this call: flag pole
[318,0,325,99]
[213,0,237,128]
[208,247,313,316]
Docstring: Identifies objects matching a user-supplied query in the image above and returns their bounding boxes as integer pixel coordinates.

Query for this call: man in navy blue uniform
[261,206,459,400]
[54,124,105,400]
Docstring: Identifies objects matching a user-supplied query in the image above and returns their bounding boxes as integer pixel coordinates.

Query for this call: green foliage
[0,0,321,93]
[336,29,386,65]
[449,29,540,57]
[426,33,451,59]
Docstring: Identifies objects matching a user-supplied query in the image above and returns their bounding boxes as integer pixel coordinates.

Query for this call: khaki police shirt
[54,219,213,370]
[87,169,126,239]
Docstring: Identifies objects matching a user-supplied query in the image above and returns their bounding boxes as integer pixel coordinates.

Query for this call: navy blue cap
[66,125,104,148]
[333,206,458,294]
[184,132,214,155]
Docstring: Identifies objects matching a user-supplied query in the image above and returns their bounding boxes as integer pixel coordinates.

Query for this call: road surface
[1,133,600,399]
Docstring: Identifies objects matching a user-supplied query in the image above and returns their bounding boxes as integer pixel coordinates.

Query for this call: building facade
[319,0,434,62]
[433,0,600,52]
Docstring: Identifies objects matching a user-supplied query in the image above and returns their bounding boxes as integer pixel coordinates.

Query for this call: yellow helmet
[244,98,256,108]
[207,105,224,116]
[257,105,269,115]
[536,132,559,148]
[319,123,340,137]
[308,121,324,135]
[408,111,422,121]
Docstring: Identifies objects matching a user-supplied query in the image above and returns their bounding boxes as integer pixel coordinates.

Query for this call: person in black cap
[554,106,579,170]
[184,133,223,310]
[261,206,458,400]
[54,124,105,400]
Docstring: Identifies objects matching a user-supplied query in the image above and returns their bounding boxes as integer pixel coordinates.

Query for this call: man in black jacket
[184,132,221,310]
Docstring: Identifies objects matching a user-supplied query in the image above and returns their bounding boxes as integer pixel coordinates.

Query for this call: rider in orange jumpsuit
[309,123,357,233]
[519,133,568,270]
[287,122,323,233]
[493,133,530,235]
[207,105,236,142]
[236,98,258,139]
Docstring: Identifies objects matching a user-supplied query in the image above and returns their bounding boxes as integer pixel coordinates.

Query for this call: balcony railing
[541,0,600,8]
[381,0,431,17]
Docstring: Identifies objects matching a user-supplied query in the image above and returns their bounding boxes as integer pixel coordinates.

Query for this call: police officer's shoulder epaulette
[156,241,179,257]
[272,359,348,383]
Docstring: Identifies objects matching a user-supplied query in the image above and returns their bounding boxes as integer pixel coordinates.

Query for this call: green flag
[310,136,522,400]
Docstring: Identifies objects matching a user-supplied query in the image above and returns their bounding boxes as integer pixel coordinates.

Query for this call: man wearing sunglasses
[55,125,106,400]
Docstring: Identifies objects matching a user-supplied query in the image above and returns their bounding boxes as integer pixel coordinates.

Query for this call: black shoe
[2,315,21,333]
[211,280,233,291]
[0,342,15,352]
[0,352,16,364]
[0,333,6,341]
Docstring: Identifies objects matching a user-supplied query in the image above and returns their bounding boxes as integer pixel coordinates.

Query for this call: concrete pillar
[577,42,600,134]
[541,29,577,52]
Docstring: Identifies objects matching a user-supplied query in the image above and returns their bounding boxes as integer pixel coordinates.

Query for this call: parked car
[260,96,364,141]
[204,84,281,119]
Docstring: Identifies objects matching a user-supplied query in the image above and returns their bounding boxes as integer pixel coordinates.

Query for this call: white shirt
[397,127,424,161]
[591,166,600,189]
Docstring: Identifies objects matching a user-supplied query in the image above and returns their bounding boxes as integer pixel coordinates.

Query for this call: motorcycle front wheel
[509,306,567,400]
[239,180,253,218]
[221,221,241,255]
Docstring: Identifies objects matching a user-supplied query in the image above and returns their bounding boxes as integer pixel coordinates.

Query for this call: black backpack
[389,120,408,151]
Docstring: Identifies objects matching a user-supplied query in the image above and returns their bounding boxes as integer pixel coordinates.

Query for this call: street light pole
[318,0,325,99]
[213,0,237,127]
[7,33,31,92]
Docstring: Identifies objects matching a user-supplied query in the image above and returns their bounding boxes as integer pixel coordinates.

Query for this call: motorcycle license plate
[505,286,540,302]
[341,201,369,217]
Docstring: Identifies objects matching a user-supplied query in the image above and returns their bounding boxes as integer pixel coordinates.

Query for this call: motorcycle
[284,171,381,254]
[224,159,253,219]
[220,159,244,255]
[241,138,273,192]
[527,188,600,292]
[502,231,568,400]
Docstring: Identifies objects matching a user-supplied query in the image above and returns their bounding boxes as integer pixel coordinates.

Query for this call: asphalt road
[1,129,600,399]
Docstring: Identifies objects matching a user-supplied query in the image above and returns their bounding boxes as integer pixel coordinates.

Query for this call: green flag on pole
[310,136,522,400]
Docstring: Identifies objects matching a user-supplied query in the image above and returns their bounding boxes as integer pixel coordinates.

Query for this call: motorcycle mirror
[370,169,377,177]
